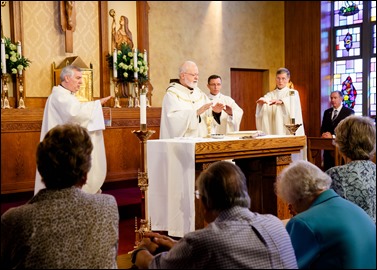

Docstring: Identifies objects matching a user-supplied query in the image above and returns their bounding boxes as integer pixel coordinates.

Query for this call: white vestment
[34,85,107,194]
[208,93,243,134]
[255,86,307,160]
[160,82,211,139]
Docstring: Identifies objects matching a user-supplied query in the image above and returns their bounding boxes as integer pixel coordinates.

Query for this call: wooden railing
[1,107,161,194]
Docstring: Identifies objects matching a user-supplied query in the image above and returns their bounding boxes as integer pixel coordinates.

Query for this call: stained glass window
[330,1,376,117]
[335,27,361,57]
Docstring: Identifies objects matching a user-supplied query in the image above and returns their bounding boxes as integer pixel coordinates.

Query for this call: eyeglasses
[194,190,201,199]
[185,72,199,77]
[209,83,221,87]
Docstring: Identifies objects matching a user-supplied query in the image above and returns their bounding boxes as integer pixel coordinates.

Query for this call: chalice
[285,119,302,135]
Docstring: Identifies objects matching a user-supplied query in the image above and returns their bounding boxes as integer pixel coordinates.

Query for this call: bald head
[179,60,199,89]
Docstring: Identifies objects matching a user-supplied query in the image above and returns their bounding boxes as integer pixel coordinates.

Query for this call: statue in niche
[109,9,134,52]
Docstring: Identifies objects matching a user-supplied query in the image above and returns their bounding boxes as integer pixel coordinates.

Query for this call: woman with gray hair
[275,160,376,269]
[326,115,376,223]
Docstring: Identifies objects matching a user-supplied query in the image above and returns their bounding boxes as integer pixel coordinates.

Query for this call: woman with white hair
[275,160,376,269]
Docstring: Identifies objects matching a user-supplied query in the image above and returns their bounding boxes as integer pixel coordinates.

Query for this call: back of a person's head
[275,160,332,205]
[37,123,93,189]
[196,161,250,211]
[335,115,376,160]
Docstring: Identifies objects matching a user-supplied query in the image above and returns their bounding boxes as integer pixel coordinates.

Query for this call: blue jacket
[286,189,376,269]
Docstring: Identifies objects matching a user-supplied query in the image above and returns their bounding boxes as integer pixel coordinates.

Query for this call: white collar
[208,93,221,100]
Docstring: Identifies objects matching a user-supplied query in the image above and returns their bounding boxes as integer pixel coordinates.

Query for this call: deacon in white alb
[206,74,243,134]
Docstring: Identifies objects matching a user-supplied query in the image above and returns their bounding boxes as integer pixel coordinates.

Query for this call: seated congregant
[275,160,376,269]
[132,161,298,269]
[1,123,119,269]
[326,115,376,223]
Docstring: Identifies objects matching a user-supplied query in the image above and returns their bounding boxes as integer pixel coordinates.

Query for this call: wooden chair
[307,137,345,169]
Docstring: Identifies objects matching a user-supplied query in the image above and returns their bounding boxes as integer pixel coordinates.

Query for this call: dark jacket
[320,106,354,135]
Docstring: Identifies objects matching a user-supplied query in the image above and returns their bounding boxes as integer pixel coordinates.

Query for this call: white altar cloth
[147,135,292,237]
[147,137,207,237]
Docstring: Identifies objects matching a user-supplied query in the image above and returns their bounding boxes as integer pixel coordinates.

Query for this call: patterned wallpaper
[23,1,100,97]
[14,1,285,106]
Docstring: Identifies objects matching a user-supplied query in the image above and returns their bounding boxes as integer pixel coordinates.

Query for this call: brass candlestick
[113,78,121,108]
[17,74,26,109]
[1,73,11,109]
[130,125,155,251]
[127,82,134,108]
[134,80,140,108]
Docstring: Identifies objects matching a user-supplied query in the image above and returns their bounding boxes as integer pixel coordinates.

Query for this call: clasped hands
[256,97,283,105]
[137,231,177,253]
[321,132,333,138]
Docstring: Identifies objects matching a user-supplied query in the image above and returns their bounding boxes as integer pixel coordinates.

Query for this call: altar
[147,135,306,237]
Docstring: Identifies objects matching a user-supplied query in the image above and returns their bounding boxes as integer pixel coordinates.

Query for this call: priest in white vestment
[34,65,112,194]
[207,74,243,134]
[160,61,223,139]
[256,68,306,161]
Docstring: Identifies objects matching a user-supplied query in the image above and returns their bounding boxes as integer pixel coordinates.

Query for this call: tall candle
[1,39,6,74]
[289,90,295,119]
[134,48,138,80]
[140,91,147,125]
[17,41,23,75]
[143,49,147,65]
[17,41,22,56]
[113,49,117,78]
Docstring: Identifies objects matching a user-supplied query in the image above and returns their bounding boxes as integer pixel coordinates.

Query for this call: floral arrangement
[1,37,31,75]
[106,43,148,85]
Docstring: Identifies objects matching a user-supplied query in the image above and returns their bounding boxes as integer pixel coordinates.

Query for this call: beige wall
[2,1,285,105]
[148,1,285,107]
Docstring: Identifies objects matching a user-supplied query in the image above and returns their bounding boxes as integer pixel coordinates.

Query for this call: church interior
[1,1,375,269]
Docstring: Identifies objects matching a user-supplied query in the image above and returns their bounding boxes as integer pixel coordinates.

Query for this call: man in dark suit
[320,90,354,170]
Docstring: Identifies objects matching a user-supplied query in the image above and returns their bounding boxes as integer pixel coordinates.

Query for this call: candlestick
[131,128,155,250]
[1,74,11,109]
[1,39,6,74]
[113,49,118,78]
[140,87,147,126]
[17,74,26,109]
[289,90,295,120]
[134,49,138,80]
[113,78,121,108]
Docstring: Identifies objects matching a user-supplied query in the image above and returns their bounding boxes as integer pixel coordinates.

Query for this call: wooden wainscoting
[1,107,161,194]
